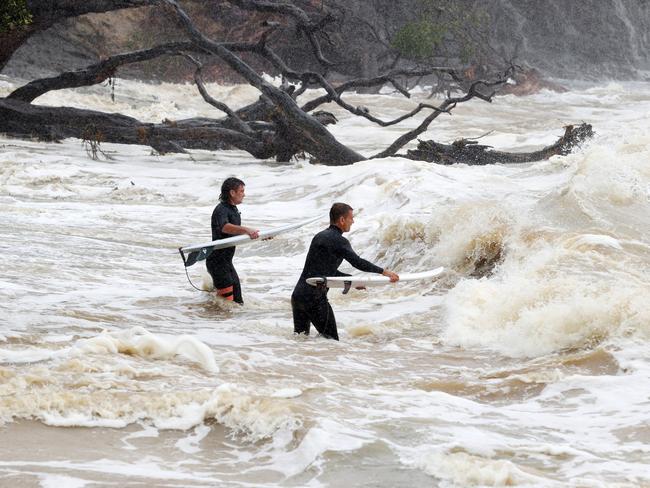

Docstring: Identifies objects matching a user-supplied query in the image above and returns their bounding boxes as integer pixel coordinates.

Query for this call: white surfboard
[179,216,320,267]
[306,267,444,294]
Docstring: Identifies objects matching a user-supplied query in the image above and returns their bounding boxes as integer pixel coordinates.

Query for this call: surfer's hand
[247,228,260,239]
[383,270,399,282]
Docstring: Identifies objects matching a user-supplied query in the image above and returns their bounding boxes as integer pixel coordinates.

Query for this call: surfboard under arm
[179,216,320,267]
[306,267,444,294]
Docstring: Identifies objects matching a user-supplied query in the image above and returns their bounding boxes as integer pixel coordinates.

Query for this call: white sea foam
[1,365,300,441]
[72,326,219,373]
[415,450,544,486]
[39,474,89,488]
[2,75,650,486]
[175,423,211,454]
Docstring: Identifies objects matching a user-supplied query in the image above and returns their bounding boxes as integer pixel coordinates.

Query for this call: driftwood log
[405,124,594,165]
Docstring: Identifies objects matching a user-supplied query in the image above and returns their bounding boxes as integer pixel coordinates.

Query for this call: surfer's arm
[339,241,383,274]
[339,239,398,281]
[222,223,260,239]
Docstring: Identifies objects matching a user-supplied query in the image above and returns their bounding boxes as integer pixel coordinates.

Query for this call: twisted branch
[182,53,253,135]
[7,41,197,102]
[227,0,336,66]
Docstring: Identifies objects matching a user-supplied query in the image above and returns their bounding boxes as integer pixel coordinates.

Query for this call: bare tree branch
[300,67,452,113]
[371,70,511,159]
[7,42,197,102]
[227,0,336,66]
[182,53,253,135]
[371,103,453,160]
[161,0,364,164]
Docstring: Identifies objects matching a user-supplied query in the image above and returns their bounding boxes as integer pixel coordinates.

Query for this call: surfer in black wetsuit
[291,203,399,340]
[206,177,259,304]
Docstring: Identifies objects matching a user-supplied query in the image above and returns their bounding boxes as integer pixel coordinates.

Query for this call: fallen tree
[405,124,594,165]
[0,0,592,165]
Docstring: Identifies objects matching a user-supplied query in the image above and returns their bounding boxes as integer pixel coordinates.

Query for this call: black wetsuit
[291,225,383,340]
[206,201,243,304]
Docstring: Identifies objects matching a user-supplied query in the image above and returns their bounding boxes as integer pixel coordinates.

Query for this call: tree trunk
[405,124,594,165]
[0,98,275,157]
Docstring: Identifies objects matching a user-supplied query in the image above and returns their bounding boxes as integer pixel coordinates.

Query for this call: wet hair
[219,177,245,203]
[329,202,353,224]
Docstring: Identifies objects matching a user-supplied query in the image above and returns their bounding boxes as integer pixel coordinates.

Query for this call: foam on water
[414,451,545,486]
[1,74,650,486]
[72,326,219,373]
[1,354,300,440]
[440,130,650,357]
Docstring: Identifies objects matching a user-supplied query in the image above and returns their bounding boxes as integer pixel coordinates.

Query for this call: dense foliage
[391,20,445,60]
[0,0,32,34]
[390,0,490,65]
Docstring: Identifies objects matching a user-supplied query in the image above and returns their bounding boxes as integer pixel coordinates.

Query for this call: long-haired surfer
[207,177,259,304]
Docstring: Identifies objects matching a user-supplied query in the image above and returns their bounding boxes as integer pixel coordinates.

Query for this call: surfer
[291,203,399,340]
[207,177,259,304]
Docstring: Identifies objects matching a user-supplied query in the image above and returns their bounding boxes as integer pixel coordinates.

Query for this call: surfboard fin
[342,280,352,295]
[179,247,212,267]
[178,248,189,266]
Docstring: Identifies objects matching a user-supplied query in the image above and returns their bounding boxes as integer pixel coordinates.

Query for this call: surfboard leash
[179,247,204,292]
